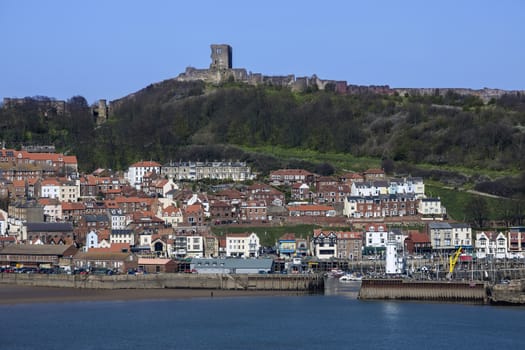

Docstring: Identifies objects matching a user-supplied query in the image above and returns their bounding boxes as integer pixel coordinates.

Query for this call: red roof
[130,161,161,168]
[408,231,430,243]
[287,204,334,211]
[61,202,86,210]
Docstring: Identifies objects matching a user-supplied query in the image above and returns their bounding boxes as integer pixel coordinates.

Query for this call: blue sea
[1,280,524,350]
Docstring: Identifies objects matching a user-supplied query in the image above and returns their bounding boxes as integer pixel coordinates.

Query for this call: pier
[358,279,488,304]
[0,272,325,292]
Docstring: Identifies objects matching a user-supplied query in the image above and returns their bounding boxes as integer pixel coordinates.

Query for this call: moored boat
[339,274,363,282]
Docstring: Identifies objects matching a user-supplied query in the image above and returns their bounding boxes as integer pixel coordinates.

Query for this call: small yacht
[339,273,363,282]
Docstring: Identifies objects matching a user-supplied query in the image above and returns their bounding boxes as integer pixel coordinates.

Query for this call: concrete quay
[0,272,325,292]
[358,279,489,304]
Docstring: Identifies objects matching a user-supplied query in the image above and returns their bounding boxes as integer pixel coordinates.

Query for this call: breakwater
[0,273,324,292]
[358,279,488,304]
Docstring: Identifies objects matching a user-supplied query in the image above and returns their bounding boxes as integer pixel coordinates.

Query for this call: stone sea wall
[0,273,324,292]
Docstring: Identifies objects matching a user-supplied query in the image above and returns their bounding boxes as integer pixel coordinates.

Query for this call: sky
[1,0,524,104]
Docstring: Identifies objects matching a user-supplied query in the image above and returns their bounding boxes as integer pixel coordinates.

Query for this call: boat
[339,273,363,282]
[327,269,345,279]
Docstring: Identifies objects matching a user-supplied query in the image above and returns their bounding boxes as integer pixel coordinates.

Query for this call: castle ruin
[175,44,525,101]
[176,44,339,92]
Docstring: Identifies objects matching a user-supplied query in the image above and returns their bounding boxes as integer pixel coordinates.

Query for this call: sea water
[1,281,524,350]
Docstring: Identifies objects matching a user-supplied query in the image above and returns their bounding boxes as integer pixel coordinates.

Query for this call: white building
[86,230,99,250]
[429,222,472,251]
[311,231,338,259]
[0,210,7,235]
[39,199,62,222]
[385,232,404,274]
[109,209,127,230]
[419,198,445,219]
[186,235,204,258]
[39,178,79,202]
[40,179,60,199]
[110,229,135,245]
[158,205,184,227]
[126,161,161,190]
[475,231,507,259]
[59,179,80,202]
[364,223,389,248]
[162,161,253,182]
[225,232,260,258]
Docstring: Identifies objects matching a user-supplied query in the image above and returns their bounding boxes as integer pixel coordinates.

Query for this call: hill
[2,78,525,200]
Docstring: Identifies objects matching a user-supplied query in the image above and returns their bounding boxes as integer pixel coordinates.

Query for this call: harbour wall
[358,279,488,304]
[0,273,324,292]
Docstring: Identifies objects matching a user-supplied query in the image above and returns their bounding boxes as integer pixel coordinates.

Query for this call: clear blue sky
[1,0,524,104]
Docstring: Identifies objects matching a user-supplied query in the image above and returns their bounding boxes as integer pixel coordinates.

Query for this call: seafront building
[161,161,253,182]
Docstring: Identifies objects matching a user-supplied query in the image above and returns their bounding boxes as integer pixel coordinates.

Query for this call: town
[0,146,524,280]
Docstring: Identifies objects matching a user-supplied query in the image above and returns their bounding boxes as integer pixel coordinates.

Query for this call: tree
[314,162,335,176]
[465,196,489,228]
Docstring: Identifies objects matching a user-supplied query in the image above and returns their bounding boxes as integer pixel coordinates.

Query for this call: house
[339,172,364,184]
[239,200,267,222]
[190,257,273,274]
[213,188,244,204]
[0,244,78,268]
[379,194,418,217]
[130,211,164,229]
[508,226,525,256]
[208,199,234,223]
[38,198,62,222]
[85,230,99,250]
[311,230,337,259]
[137,258,177,273]
[23,222,74,243]
[315,184,351,204]
[343,196,382,218]
[203,235,219,258]
[419,198,446,219]
[61,202,86,223]
[158,204,183,226]
[161,161,253,181]
[172,231,205,258]
[150,235,172,258]
[475,231,507,260]
[225,232,260,257]
[126,161,161,190]
[72,250,137,273]
[0,235,17,248]
[0,211,7,235]
[269,169,315,186]
[37,178,79,202]
[291,183,311,201]
[182,204,205,226]
[110,229,135,246]
[350,181,388,197]
[364,223,389,250]
[108,208,128,230]
[428,222,472,252]
[287,204,336,217]
[277,233,309,258]
[334,231,363,260]
[363,168,385,181]
[8,199,44,223]
[403,231,432,255]
[246,183,285,206]
[9,179,26,198]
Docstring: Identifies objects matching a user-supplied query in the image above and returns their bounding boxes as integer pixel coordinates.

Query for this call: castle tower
[210,44,232,70]
[96,99,108,125]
